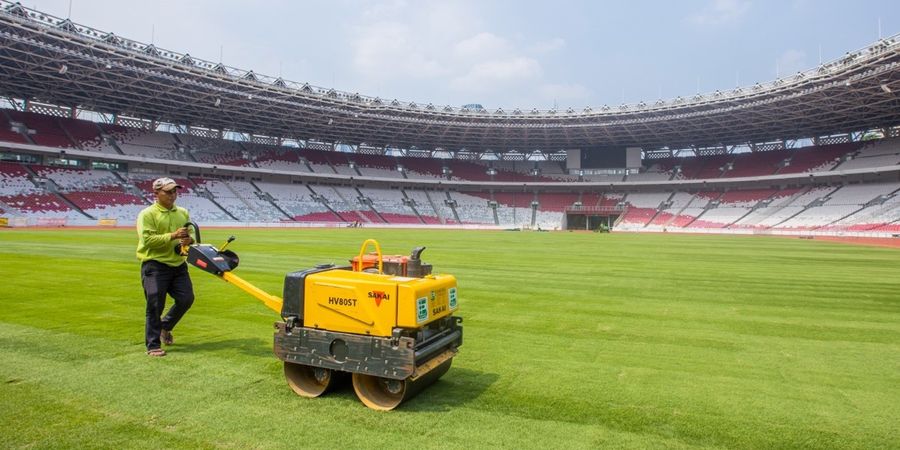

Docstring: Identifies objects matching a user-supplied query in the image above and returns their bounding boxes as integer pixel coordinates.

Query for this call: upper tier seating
[492,160,570,180]
[778,143,859,174]
[628,163,672,182]
[254,149,311,172]
[653,155,723,180]
[181,135,249,165]
[397,157,448,180]
[0,111,29,144]
[60,117,105,149]
[2,110,108,150]
[638,143,863,180]
[834,138,900,171]
[726,149,789,177]
[112,129,182,160]
[5,110,73,148]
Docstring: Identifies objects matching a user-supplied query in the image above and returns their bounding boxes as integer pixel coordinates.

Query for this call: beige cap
[152,177,183,191]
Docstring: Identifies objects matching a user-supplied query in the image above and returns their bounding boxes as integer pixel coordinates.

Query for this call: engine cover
[299,269,458,337]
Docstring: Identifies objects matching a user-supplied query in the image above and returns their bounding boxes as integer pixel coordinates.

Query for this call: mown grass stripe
[1,229,898,448]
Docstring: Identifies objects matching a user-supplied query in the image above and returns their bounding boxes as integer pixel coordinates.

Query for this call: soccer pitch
[1,228,898,449]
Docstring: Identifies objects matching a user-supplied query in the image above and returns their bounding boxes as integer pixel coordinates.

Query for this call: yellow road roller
[184,228,462,410]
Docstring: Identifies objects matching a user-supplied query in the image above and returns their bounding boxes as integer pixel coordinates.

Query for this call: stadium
[1,1,899,448]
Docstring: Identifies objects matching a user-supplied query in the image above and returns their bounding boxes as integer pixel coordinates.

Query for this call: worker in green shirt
[136,177,194,357]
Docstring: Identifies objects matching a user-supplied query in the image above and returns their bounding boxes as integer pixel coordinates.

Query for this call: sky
[21,0,900,111]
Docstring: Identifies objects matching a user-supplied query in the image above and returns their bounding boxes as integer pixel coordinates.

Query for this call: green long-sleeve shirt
[136,202,191,267]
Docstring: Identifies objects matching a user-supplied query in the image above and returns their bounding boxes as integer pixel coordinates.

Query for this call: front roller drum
[284,362,337,397]
[352,357,453,411]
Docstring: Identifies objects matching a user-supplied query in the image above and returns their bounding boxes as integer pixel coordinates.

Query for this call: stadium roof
[1,1,899,153]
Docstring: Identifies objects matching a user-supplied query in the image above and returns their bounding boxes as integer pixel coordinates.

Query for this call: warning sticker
[449,287,457,309]
[416,297,428,323]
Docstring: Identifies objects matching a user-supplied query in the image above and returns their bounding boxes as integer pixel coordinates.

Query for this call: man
[136,177,194,357]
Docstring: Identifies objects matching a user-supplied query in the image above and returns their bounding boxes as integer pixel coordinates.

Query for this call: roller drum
[352,358,452,411]
[284,362,338,398]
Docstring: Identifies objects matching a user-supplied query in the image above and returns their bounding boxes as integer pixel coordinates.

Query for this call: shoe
[161,329,174,345]
[147,348,167,357]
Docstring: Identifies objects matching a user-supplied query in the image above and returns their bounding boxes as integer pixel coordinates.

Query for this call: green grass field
[1,228,899,449]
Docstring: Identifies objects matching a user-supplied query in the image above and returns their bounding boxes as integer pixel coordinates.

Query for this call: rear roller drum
[284,362,336,398]
[352,358,453,410]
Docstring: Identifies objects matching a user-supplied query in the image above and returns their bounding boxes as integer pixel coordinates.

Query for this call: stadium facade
[1,1,899,234]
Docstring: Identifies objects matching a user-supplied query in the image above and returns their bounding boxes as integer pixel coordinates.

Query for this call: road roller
[183,227,462,410]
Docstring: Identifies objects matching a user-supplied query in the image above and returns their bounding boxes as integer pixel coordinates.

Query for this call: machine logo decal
[195,259,208,269]
[328,296,357,307]
[368,290,390,306]
[416,297,428,322]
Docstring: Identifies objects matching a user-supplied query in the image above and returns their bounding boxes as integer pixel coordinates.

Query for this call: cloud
[349,2,480,80]
[532,37,566,53]
[351,21,446,79]
[346,2,577,106]
[687,0,750,26]
[539,83,590,102]
[776,49,807,76]
[453,32,511,61]
[450,57,543,93]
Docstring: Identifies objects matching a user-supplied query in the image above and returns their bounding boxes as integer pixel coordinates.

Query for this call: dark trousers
[142,260,194,350]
